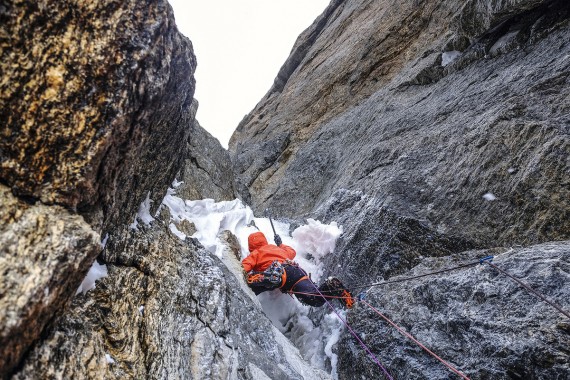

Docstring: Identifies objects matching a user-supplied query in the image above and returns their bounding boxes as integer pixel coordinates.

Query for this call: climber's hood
[248,231,268,252]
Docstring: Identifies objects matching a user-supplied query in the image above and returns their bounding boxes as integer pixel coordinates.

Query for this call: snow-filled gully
[80,183,347,378]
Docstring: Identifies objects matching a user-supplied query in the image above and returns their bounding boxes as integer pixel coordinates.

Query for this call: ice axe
[265,209,282,246]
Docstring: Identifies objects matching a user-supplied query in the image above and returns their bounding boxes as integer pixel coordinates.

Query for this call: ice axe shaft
[265,209,277,236]
[265,209,282,245]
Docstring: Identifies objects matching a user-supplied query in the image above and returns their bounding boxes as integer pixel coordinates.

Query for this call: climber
[242,231,354,308]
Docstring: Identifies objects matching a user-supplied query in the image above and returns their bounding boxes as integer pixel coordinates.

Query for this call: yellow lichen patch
[42,66,65,101]
[46,66,64,88]
[75,113,87,135]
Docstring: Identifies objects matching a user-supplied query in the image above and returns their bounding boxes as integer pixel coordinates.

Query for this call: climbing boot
[320,277,355,309]
[339,288,355,309]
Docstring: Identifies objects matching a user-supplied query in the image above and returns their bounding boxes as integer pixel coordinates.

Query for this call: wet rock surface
[0,0,196,230]
[312,189,476,285]
[230,0,570,247]
[229,0,570,378]
[337,241,570,379]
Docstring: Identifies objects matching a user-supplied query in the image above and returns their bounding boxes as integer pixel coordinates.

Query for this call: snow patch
[169,222,186,240]
[160,189,254,258]
[292,219,343,262]
[130,192,155,230]
[441,50,461,66]
[172,178,183,188]
[105,353,115,364]
[76,261,108,295]
[483,192,497,201]
[158,193,344,376]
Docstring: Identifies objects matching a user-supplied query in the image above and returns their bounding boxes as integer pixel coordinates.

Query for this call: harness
[246,260,308,292]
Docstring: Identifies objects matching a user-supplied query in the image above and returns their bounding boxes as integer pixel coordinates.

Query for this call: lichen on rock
[0,184,101,375]
[0,0,197,230]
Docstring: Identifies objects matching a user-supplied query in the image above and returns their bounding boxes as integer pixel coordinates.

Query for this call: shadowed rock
[176,100,236,202]
[0,0,197,375]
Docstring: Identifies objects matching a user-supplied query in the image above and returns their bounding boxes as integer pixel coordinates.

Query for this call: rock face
[177,101,236,202]
[313,189,476,285]
[0,185,101,375]
[0,0,198,376]
[12,200,330,380]
[230,0,569,248]
[229,0,570,378]
[0,0,196,230]
[2,0,569,379]
[337,242,570,379]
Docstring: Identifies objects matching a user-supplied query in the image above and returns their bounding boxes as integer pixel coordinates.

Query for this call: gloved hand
[274,234,282,246]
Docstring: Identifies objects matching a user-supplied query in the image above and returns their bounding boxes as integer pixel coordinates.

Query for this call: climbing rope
[347,258,490,292]
[483,260,570,320]
[297,287,471,379]
[288,257,494,300]
[289,290,351,299]
[284,254,569,378]
[360,299,471,380]
[312,284,394,380]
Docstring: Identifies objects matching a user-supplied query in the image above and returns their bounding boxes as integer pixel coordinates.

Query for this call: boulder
[0,185,100,375]
[0,0,196,230]
[0,0,198,375]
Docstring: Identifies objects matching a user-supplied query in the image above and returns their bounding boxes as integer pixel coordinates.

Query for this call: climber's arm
[241,252,257,273]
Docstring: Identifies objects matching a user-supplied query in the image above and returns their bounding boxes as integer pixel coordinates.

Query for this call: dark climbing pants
[282,265,326,307]
[247,264,328,307]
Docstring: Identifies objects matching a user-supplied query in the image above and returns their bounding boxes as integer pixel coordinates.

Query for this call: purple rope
[312,284,394,380]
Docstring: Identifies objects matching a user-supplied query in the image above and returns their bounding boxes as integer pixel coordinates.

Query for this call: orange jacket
[242,232,296,272]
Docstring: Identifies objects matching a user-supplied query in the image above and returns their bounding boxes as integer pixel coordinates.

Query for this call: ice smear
[159,191,345,376]
[130,192,155,230]
[323,312,344,379]
[441,50,461,66]
[169,222,186,240]
[100,233,109,249]
[76,261,108,295]
[105,353,115,364]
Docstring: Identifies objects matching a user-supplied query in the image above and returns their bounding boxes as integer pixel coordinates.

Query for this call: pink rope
[361,300,471,380]
[312,286,394,380]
